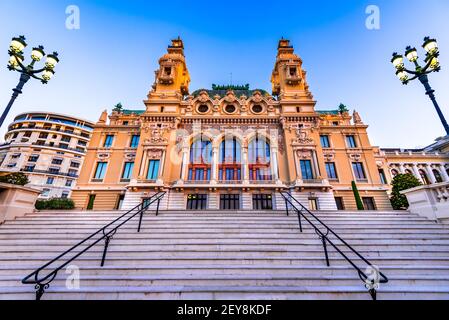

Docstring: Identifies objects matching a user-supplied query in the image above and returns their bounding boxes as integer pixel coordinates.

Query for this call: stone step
[1,285,449,300]
[3,274,449,288]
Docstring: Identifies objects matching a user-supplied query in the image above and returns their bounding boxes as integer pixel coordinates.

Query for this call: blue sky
[1,0,449,148]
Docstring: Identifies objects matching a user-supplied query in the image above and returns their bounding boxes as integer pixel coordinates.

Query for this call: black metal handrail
[279,191,388,300]
[22,191,166,300]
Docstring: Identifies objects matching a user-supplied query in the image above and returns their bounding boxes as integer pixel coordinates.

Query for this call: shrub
[35,198,75,210]
[390,174,422,210]
[351,181,364,210]
[0,172,29,186]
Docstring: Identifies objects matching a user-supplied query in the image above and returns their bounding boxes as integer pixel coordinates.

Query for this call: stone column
[139,151,148,178]
[242,146,249,183]
[398,164,406,174]
[179,147,189,181]
[211,146,218,183]
[311,150,321,178]
[425,164,437,184]
[440,164,449,181]
[270,145,280,182]
[293,150,301,183]
[157,150,166,183]
[412,164,425,184]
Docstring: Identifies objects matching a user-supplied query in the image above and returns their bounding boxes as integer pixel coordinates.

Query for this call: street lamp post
[0,36,60,128]
[391,37,449,136]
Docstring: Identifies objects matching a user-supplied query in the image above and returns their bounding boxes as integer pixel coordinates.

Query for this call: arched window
[219,137,242,181]
[248,135,271,181]
[419,169,430,185]
[405,169,413,175]
[391,169,399,177]
[433,169,443,183]
[188,136,212,181]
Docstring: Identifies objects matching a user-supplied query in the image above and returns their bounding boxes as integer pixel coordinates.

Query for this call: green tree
[113,103,123,112]
[0,172,29,186]
[390,174,422,210]
[351,181,364,210]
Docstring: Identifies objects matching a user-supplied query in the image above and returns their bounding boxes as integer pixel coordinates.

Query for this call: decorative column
[425,164,437,184]
[242,145,249,183]
[440,164,449,181]
[157,150,166,184]
[412,164,424,184]
[311,150,321,178]
[270,145,280,182]
[293,150,301,183]
[179,147,189,182]
[211,146,218,184]
[398,164,406,174]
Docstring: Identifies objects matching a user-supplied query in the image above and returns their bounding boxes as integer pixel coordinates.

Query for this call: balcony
[20,168,79,178]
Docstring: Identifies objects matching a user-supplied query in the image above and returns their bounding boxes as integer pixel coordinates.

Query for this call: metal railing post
[100,235,112,267]
[285,198,289,216]
[322,237,330,267]
[137,203,144,233]
[297,210,303,232]
[156,198,161,216]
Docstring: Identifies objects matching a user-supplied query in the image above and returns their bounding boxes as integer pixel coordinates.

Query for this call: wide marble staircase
[0,208,449,300]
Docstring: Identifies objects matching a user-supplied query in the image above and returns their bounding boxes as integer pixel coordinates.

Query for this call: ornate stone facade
[72,38,447,211]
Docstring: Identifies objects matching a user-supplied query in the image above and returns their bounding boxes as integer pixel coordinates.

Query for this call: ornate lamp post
[391,37,449,136]
[0,36,60,128]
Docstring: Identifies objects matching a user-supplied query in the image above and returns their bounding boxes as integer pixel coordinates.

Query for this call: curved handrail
[22,191,166,299]
[279,191,388,300]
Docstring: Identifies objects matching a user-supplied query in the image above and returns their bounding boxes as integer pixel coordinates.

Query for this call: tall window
[346,135,357,148]
[188,137,212,181]
[94,162,108,180]
[352,162,367,181]
[147,160,160,180]
[104,135,114,148]
[325,162,338,180]
[379,169,387,184]
[219,137,242,181]
[248,136,271,181]
[300,160,314,180]
[433,169,443,183]
[122,162,134,180]
[419,169,430,185]
[130,135,140,148]
[320,135,330,148]
[46,177,54,185]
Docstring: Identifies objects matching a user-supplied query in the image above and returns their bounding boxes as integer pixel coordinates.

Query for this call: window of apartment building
[77,140,87,147]
[46,177,55,185]
[49,167,60,174]
[12,132,18,139]
[187,194,208,210]
[325,162,338,180]
[70,161,80,168]
[64,127,74,134]
[300,160,314,180]
[433,169,443,183]
[346,135,357,148]
[41,189,50,197]
[59,143,69,150]
[68,169,78,177]
[39,132,48,139]
[23,132,32,137]
[362,197,376,210]
[28,155,39,163]
[60,136,71,143]
[61,192,70,199]
[94,162,107,180]
[7,163,16,168]
[335,197,345,210]
[220,194,240,210]
[122,121,129,126]
[36,140,45,146]
[308,198,319,211]
[65,179,74,187]
[147,160,160,180]
[130,135,140,148]
[43,125,52,130]
[52,158,63,165]
[352,162,367,181]
[121,162,134,181]
[103,135,114,148]
[23,165,35,172]
[379,169,388,185]
[252,194,273,210]
[11,154,20,159]
[320,135,330,148]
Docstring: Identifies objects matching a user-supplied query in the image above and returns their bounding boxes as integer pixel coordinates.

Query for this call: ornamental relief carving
[97,153,111,160]
[297,149,312,159]
[124,153,136,161]
[142,124,169,144]
[147,149,163,159]
[294,128,314,145]
[323,152,335,162]
[349,153,362,161]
